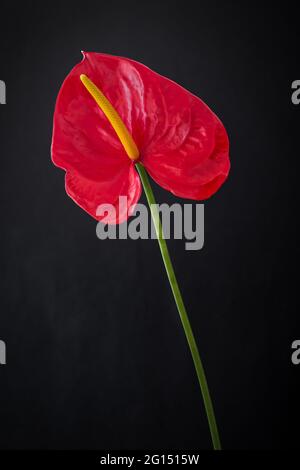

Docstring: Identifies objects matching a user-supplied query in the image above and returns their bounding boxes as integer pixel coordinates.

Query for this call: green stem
[135,162,221,451]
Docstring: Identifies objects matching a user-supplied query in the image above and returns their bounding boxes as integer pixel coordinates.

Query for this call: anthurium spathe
[52,52,230,224]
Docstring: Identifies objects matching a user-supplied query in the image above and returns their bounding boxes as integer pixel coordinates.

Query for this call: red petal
[52,52,230,222]
[65,163,141,224]
[72,52,230,200]
[51,52,143,223]
[143,115,230,200]
[130,63,230,200]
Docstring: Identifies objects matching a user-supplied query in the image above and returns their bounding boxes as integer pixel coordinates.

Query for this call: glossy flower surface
[52,52,230,223]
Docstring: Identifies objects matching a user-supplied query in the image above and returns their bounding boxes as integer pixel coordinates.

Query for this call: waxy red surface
[52,52,230,223]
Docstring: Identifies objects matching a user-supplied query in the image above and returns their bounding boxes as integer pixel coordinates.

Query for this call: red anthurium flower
[51,52,230,449]
[52,52,230,223]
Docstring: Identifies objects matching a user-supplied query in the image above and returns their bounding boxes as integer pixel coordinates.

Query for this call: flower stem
[135,162,221,451]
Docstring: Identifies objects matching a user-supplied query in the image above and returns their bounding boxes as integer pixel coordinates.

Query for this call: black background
[0,1,299,451]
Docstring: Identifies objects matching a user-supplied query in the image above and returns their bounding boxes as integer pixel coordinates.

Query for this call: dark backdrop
[0,1,299,450]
